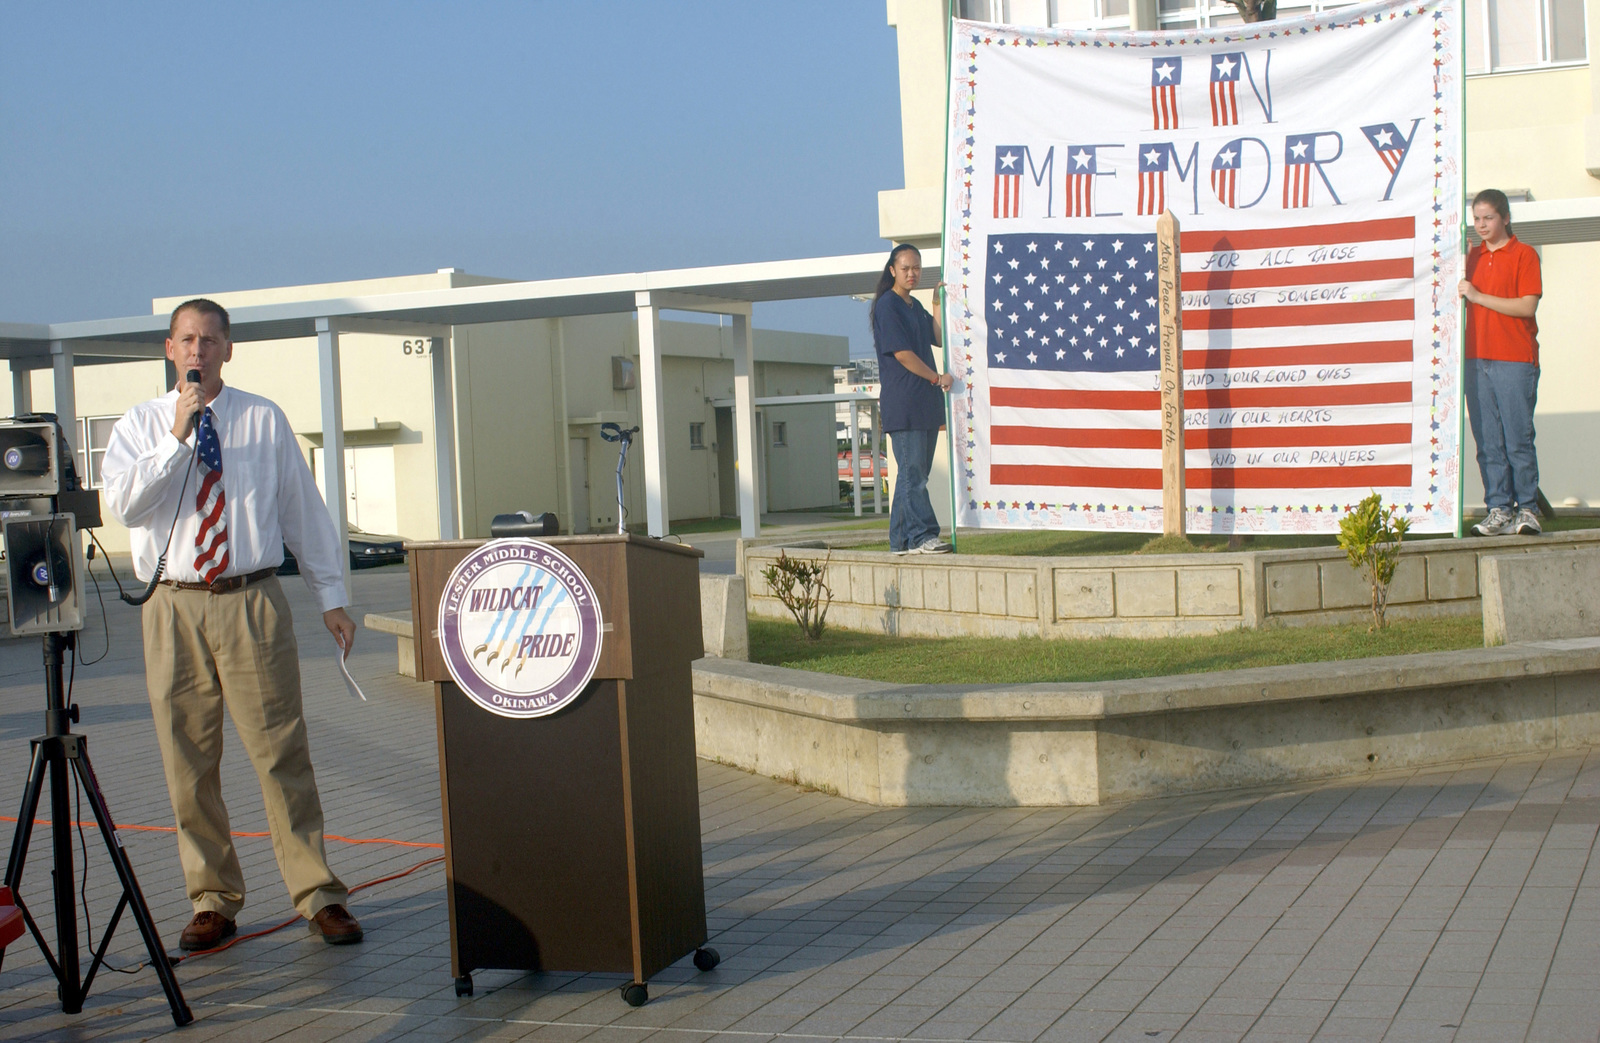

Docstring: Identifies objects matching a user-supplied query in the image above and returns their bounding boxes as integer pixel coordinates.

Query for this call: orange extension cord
[0,815,445,962]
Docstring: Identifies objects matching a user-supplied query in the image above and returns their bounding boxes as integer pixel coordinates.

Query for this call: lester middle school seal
[437,539,605,718]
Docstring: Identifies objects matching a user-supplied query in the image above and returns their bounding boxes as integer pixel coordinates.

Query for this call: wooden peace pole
[1157,210,1186,537]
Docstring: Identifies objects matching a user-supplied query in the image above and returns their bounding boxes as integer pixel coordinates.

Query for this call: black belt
[161,566,278,595]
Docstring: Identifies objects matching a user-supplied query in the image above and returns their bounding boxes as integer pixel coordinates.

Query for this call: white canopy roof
[2,249,942,366]
[8,249,945,583]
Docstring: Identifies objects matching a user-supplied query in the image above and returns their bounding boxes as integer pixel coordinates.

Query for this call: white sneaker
[1471,506,1515,536]
[910,538,953,554]
[1513,507,1542,535]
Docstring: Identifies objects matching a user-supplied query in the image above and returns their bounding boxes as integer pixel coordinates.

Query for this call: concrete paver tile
[1034,1009,1124,1042]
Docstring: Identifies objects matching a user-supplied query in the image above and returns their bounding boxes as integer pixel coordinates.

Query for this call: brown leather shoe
[309,903,363,945]
[178,911,236,951]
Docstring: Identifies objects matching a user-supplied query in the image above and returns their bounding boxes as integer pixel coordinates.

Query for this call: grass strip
[641,512,893,537]
[749,613,1483,685]
[848,515,1600,557]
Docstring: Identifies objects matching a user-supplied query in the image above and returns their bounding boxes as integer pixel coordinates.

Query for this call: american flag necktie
[193,406,230,585]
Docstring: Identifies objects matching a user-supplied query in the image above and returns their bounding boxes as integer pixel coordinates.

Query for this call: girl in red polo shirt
[1458,188,1543,537]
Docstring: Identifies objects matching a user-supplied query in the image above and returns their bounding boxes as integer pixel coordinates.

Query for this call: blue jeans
[1465,358,1540,510]
[888,429,940,552]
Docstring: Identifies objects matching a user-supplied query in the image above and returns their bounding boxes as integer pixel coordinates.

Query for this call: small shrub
[760,550,833,642]
[1337,492,1410,631]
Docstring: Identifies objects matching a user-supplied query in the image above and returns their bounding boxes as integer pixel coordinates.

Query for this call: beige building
[29,270,845,553]
[882,0,1600,511]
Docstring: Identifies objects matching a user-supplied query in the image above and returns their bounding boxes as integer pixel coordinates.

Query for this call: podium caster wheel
[621,982,648,1007]
[693,947,721,972]
[454,975,473,997]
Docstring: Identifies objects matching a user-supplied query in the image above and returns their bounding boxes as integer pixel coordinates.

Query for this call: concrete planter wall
[692,639,1600,806]
[742,530,1600,640]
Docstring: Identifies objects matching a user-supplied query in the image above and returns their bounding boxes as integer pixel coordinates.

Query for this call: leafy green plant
[759,551,833,642]
[1337,492,1410,631]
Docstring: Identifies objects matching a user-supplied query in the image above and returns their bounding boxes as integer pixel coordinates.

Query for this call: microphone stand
[2,414,192,1025]
[600,423,638,535]
[3,631,192,1025]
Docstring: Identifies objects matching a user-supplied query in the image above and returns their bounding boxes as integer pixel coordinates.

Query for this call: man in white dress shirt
[101,299,363,951]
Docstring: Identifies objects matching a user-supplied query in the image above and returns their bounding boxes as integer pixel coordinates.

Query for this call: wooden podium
[407,534,716,1005]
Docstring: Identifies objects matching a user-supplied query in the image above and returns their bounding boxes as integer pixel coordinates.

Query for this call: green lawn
[644,509,1596,548]
[647,516,742,535]
[632,512,892,537]
[845,513,1600,558]
[749,614,1483,685]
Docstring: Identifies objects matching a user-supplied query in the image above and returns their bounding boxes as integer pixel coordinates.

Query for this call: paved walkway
[0,565,1597,1042]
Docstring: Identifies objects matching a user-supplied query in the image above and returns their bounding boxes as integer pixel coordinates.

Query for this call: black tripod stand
[3,631,191,1026]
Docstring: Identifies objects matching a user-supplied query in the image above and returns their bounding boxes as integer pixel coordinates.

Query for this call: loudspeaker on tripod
[3,514,84,635]
[0,422,61,497]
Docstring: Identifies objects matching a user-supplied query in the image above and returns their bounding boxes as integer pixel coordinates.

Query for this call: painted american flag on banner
[994,146,1023,217]
[1137,145,1168,216]
[1210,53,1242,126]
[943,0,1464,534]
[1065,145,1097,216]
[1282,135,1317,209]
[1210,142,1241,208]
[1150,58,1181,129]
[987,232,1163,490]
[986,219,1416,493]
[1362,124,1408,174]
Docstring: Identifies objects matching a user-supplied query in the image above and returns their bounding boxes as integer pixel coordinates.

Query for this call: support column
[1130,0,1159,30]
[315,318,351,597]
[50,342,77,459]
[634,291,669,537]
[430,333,459,540]
[871,401,883,514]
[549,319,573,535]
[730,312,760,539]
[849,401,862,517]
[11,362,32,417]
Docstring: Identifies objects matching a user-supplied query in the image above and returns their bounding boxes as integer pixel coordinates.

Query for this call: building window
[960,0,1008,20]
[689,422,705,449]
[989,0,1364,31]
[771,422,788,448]
[1465,0,1586,74]
[1150,0,1363,30]
[961,0,1131,28]
[75,416,118,489]
[1051,0,1131,28]
[977,0,1589,65]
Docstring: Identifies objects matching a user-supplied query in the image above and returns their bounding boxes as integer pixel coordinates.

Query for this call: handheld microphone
[120,367,206,606]
[183,369,201,439]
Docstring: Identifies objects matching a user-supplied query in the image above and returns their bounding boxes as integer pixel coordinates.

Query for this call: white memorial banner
[944,0,1463,533]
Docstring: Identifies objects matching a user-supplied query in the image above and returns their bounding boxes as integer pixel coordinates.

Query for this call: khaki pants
[142,577,347,920]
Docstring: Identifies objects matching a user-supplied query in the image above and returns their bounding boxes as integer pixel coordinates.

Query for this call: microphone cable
[120,369,203,606]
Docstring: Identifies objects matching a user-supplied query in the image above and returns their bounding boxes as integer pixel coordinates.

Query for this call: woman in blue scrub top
[870,243,956,554]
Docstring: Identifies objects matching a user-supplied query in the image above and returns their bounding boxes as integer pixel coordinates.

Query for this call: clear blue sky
[0,2,905,357]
